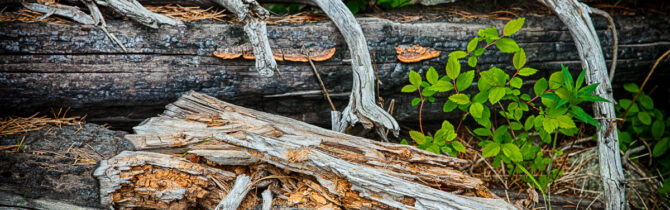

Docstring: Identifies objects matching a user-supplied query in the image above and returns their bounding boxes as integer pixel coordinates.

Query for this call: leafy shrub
[400,17,608,193]
[615,83,670,198]
[346,0,412,14]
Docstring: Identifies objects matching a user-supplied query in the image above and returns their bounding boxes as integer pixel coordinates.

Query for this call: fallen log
[93,91,516,209]
[1,15,669,128]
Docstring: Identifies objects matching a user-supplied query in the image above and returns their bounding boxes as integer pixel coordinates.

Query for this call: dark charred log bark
[1,16,669,129]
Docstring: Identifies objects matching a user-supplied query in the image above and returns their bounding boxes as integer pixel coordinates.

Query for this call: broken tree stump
[94,91,516,209]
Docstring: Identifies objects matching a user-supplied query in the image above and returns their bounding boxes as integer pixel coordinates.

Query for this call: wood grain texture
[1,16,668,128]
[117,91,516,209]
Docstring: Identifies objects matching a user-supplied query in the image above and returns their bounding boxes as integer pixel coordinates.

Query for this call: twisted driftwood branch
[538,0,626,209]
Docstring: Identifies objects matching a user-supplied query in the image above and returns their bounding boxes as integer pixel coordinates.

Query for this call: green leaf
[452,141,466,153]
[478,27,499,44]
[510,77,523,89]
[489,87,505,104]
[426,66,439,85]
[570,106,599,128]
[428,80,454,92]
[518,67,538,76]
[411,97,421,106]
[443,100,458,112]
[482,142,501,157]
[401,85,417,93]
[575,69,586,90]
[496,38,519,53]
[426,144,441,154]
[638,112,652,125]
[442,120,455,131]
[449,94,470,105]
[525,115,535,131]
[652,137,669,157]
[409,70,421,87]
[473,48,486,56]
[639,94,654,110]
[534,78,548,96]
[449,51,468,59]
[446,57,461,80]
[513,48,526,70]
[623,83,639,93]
[400,138,408,145]
[561,65,574,92]
[542,118,559,133]
[548,71,564,89]
[474,128,492,136]
[470,102,484,118]
[456,70,475,91]
[473,91,489,104]
[652,120,665,139]
[467,38,479,52]
[578,83,598,97]
[502,143,523,162]
[556,115,577,129]
[409,130,425,144]
[503,17,525,36]
[468,56,477,67]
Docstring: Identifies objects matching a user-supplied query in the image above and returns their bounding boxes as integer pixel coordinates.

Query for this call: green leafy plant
[400,17,608,194]
[615,83,670,198]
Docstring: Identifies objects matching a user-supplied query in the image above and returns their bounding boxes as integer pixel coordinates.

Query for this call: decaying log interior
[90,91,515,209]
[1,7,669,130]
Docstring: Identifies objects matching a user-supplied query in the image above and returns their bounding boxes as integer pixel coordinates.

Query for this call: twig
[302,44,336,111]
[621,49,670,122]
[590,8,618,81]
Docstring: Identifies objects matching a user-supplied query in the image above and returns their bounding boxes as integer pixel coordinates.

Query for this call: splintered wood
[96,91,516,209]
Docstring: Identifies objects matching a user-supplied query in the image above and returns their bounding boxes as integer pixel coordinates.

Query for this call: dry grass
[145,4,230,22]
[0,108,82,137]
[0,8,71,23]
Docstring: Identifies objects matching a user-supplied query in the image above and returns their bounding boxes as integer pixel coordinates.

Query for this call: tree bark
[1,16,668,128]
[105,91,516,209]
[538,0,627,209]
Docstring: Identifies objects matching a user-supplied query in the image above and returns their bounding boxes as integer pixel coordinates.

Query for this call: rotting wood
[215,174,251,210]
[93,151,235,209]
[538,0,627,209]
[2,16,668,128]
[114,91,516,209]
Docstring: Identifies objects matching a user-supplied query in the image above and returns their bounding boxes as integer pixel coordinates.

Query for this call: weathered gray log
[1,16,669,128]
[538,0,627,209]
[22,2,96,25]
[118,91,515,209]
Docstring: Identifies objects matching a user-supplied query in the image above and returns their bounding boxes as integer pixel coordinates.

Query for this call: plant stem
[498,102,516,139]
[455,112,470,134]
[417,87,425,135]
[505,70,519,86]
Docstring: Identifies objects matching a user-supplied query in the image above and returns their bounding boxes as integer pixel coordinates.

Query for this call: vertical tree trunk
[538,0,626,209]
